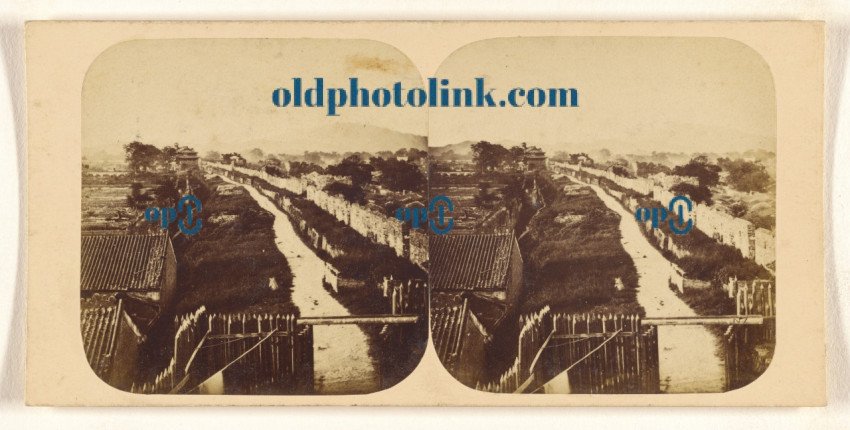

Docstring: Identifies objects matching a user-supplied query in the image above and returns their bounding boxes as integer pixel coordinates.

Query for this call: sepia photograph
[80,39,429,395]
[429,37,777,394]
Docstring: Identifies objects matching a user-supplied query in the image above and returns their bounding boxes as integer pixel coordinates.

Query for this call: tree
[160,143,180,168]
[126,182,152,210]
[405,148,428,164]
[673,156,721,188]
[151,175,180,207]
[471,141,512,173]
[289,161,323,177]
[370,157,425,194]
[717,158,772,193]
[509,145,526,163]
[123,141,162,173]
[221,152,245,165]
[729,201,748,218]
[324,181,366,204]
[671,182,713,205]
[326,155,373,186]
[568,153,594,166]
[610,164,634,178]
[500,174,528,216]
[636,161,671,177]
[475,181,499,207]
[264,164,284,177]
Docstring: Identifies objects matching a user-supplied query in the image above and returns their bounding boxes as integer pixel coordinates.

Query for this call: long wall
[203,161,427,267]
[548,160,775,269]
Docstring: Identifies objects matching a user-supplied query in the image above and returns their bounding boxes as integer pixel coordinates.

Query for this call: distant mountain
[280,122,427,154]
[430,141,475,159]
[430,139,528,161]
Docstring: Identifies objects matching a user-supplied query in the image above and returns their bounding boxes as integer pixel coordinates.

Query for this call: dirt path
[221,175,379,394]
[582,180,725,393]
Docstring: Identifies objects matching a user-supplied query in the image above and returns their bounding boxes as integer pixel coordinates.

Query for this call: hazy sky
[83,38,427,157]
[83,37,775,158]
[430,37,776,154]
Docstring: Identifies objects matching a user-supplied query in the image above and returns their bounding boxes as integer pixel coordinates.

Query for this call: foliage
[519,173,641,315]
[471,141,513,172]
[264,164,284,177]
[671,182,713,205]
[151,175,180,208]
[326,154,374,186]
[172,177,295,315]
[126,182,152,210]
[717,157,772,193]
[500,174,528,215]
[568,152,594,166]
[672,155,721,188]
[324,181,366,204]
[123,141,162,173]
[610,164,634,178]
[288,161,323,177]
[636,161,671,177]
[474,181,499,207]
[370,156,425,194]
[221,152,245,165]
[264,154,282,166]
[729,201,748,218]
[160,143,180,167]
[394,147,428,163]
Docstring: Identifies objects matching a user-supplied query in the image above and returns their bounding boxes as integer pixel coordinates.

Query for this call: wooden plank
[642,315,764,325]
[299,314,420,325]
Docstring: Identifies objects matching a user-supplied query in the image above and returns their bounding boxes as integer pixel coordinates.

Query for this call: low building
[430,233,523,302]
[81,233,177,306]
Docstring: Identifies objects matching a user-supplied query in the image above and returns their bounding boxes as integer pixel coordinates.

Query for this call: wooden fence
[379,275,428,315]
[131,306,210,394]
[725,281,775,390]
[198,312,314,394]
[131,308,314,394]
[477,308,660,394]
[476,306,552,393]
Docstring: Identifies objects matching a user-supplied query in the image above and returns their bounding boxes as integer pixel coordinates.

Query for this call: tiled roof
[81,234,168,292]
[81,295,147,379]
[80,297,121,378]
[431,304,466,371]
[430,234,514,291]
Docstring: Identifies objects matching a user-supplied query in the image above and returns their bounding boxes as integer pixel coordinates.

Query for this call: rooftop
[81,234,170,293]
[80,296,144,378]
[430,233,515,291]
